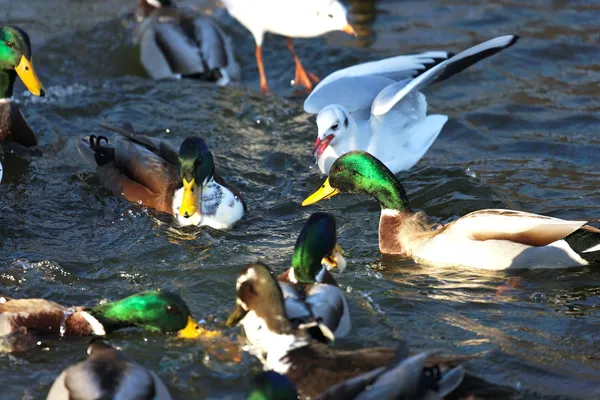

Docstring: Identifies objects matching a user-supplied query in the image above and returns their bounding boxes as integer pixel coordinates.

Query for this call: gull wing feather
[371,35,519,116]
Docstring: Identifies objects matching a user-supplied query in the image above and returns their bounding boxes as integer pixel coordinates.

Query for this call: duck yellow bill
[179,178,197,217]
[15,56,45,97]
[322,243,346,272]
[178,316,221,339]
[302,178,340,206]
[226,303,248,328]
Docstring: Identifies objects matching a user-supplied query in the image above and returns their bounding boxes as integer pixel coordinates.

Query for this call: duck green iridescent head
[247,371,299,400]
[0,25,45,98]
[178,137,215,219]
[291,213,345,283]
[302,151,411,212]
[89,290,199,337]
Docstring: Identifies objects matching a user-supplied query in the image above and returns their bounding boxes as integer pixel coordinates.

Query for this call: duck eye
[5,41,13,48]
[331,123,339,130]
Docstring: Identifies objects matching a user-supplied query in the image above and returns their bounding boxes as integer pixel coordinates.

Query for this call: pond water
[1,0,599,398]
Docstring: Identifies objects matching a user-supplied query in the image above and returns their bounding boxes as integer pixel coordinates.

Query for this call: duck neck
[372,178,412,213]
[0,69,16,98]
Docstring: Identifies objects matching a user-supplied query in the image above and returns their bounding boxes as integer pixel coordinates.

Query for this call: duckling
[134,0,240,84]
[0,290,203,339]
[77,122,246,230]
[227,263,513,399]
[303,151,600,270]
[46,338,172,400]
[0,25,46,148]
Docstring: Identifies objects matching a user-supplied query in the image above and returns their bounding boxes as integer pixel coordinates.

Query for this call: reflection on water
[348,0,377,47]
[1,0,600,399]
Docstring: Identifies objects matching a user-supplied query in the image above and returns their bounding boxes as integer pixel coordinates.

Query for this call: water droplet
[345,286,353,293]
[465,167,477,178]
[530,292,547,302]
[166,128,171,133]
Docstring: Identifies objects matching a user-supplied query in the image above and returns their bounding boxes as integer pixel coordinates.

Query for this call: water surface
[1,0,599,398]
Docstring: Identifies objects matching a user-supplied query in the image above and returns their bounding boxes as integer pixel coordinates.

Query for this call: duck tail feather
[564,226,600,262]
[438,366,465,396]
[77,135,115,167]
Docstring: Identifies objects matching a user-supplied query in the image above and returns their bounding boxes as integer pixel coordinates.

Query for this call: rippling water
[1,0,599,398]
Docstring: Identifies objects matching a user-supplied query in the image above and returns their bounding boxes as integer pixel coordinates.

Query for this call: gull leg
[285,38,320,91]
[255,45,269,94]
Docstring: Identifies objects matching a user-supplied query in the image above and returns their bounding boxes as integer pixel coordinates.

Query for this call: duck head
[226,263,293,335]
[178,137,215,219]
[0,25,45,98]
[247,371,298,400]
[303,151,412,212]
[89,290,201,338]
[291,213,345,283]
[313,105,353,160]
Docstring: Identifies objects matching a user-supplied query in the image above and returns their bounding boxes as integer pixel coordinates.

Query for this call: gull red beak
[312,134,335,160]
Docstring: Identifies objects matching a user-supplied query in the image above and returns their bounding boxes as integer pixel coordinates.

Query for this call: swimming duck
[46,338,172,400]
[302,151,600,270]
[227,263,512,399]
[0,25,46,147]
[77,122,246,230]
[0,290,203,339]
[222,0,356,93]
[247,371,298,400]
[305,35,518,175]
[134,0,240,84]
[277,213,351,340]
[249,352,465,400]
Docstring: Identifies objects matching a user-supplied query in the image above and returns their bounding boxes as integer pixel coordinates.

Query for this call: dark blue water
[1,0,599,398]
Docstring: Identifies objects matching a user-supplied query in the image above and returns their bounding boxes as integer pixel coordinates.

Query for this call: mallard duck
[0,290,204,340]
[247,371,298,400]
[277,213,350,340]
[249,352,465,400]
[302,151,600,270]
[46,338,172,400]
[222,0,355,93]
[227,263,513,399]
[227,213,350,358]
[134,0,240,84]
[305,35,518,175]
[0,25,46,147]
[76,122,246,230]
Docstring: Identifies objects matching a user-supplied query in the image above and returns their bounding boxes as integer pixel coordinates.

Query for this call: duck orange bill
[178,316,221,339]
[322,243,346,272]
[302,178,340,206]
[179,178,198,217]
[226,302,248,328]
[15,56,45,97]
[342,23,357,37]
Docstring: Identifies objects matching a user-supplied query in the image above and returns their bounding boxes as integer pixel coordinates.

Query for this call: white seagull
[305,35,519,175]
[222,0,356,93]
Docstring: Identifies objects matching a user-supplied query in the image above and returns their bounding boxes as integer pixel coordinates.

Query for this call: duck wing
[305,284,350,338]
[443,209,588,246]
[77,132,179,214]
[138,14,205,79]
[98,122,179,165]
[192,15,241,83]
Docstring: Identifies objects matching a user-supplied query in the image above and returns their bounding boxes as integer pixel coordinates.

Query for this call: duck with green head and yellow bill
[303,151,600,270]
[0,25,45,147]
[0,289,214,352]
[47,338,173,400]
[77,122,246,230]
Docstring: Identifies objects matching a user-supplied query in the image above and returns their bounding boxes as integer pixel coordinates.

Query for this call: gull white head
[313,104,352,159]
[303,0,356,37]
